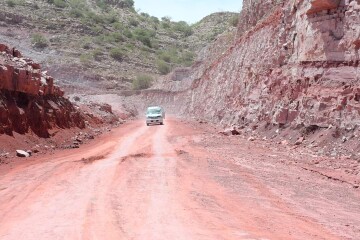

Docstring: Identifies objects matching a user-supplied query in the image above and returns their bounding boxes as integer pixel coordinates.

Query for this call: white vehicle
[146,106,165,126]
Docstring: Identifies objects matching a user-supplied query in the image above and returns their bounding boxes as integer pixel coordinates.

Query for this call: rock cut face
[144,0,360,134]
[0,43,85,137]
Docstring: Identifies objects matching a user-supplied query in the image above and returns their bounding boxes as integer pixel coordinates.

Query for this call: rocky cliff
[142,0,360,156]
[0,44,85,138]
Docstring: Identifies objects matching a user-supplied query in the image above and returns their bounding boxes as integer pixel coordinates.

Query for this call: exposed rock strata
[0,43,85,137]
[142,0,360,154]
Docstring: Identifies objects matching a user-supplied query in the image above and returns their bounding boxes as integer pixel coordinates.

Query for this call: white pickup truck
[146,106,165,126]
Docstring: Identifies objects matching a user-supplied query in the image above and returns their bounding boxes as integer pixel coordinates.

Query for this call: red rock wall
[0,44,85,137]
[147,0,360,134]
[0,44,64,97]
[184,0,360,130]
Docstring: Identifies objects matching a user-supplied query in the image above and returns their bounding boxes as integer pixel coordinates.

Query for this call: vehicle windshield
[147,109,161,115]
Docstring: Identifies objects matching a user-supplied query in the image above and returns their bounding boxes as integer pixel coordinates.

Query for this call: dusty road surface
[0,118,359,240]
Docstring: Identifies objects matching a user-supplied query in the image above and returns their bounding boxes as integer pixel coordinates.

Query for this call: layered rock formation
[0,44,85,137]
[145,0,360,148]
[186,0,360,130]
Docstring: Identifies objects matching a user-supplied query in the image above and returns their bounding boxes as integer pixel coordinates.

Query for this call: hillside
[0,0,237,93]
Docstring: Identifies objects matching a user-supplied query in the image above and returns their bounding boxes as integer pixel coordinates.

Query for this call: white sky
[134,0,243,24]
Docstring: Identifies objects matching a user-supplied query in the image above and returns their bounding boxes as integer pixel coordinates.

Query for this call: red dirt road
[0,118,359,239]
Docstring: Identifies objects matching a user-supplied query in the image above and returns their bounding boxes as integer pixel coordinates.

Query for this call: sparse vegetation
[122,0,134,9]
[81,38,92,49]
[6,0,16,7]
[92,48,102,61]
[157,60,171,75]
[132,74,153,90]
[79,53,93,65]
[133,28,155,48]
[230,15,239,27]
[3,0,235,87]
[53,0,67,8]
[110,48,126,61]
[31,33,48,49]
[129,18,139,27]
[173,21,193,37]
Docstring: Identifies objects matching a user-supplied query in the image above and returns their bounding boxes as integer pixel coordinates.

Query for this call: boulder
[307,0,340,14]
[16,150,30,158]
[295,137,305,145]
[220,128,240,136]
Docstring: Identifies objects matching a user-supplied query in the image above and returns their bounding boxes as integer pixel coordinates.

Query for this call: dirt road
[0,118,359,239]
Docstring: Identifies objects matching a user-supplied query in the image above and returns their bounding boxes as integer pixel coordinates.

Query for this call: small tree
[132,74,153,90]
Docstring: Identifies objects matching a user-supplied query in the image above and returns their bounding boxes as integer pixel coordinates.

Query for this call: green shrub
[81,37,92,49]
[157,60,170,75]
[69,8,83,18]
[230,15,239,27]
[129,18,139,27]
[133,28,155,48]
[53,0,67,8]
[92,48,102,61]
[173,21,193,37]
[6,0,16,7]
[140,12,150,18]
[132,74,153,90]
[110,48,126,61]
[68,0,88,17]
[159,52,171,63]
[151,16,160,24]
[95,0,110,11]
[31,33,48,48]
[112,32,125,42]
[161,22,170,29]
[69,0,87,8]
[125,43,134,50]
[123,0,134,9]
[161,16,171,22]
[157,49,177,63]
[138,35,151,47]
[113,22,124,30]
[180,51,195,66]
[104,12,118,24]
[90,25,103,35]
[123,29,133,38]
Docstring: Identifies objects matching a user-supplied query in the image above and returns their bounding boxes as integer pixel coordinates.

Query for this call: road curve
[0,118,359,239]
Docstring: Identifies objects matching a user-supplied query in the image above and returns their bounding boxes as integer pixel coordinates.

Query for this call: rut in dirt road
[0,119,359,240]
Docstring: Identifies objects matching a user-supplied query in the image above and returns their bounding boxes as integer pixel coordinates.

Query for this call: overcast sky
[134,0,243,24]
